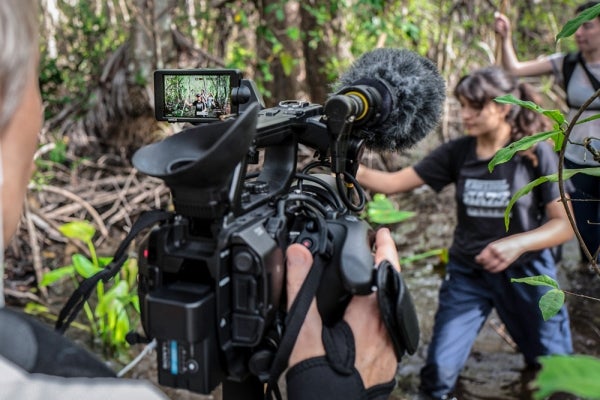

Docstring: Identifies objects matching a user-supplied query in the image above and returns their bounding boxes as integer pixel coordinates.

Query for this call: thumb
[286,244,314,311]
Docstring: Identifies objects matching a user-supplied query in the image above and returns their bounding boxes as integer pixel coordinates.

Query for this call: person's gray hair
[0,0,39,131]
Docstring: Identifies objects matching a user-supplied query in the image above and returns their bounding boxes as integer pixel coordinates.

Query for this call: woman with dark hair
[357,66,574,399]
[496,1,600,265]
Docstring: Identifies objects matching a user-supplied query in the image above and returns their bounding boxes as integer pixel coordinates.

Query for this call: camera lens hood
[375,260,420,360]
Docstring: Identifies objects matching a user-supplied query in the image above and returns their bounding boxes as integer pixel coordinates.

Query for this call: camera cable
[117,339,157,378]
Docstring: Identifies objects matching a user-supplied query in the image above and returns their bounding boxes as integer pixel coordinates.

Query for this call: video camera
[132,67,421,398]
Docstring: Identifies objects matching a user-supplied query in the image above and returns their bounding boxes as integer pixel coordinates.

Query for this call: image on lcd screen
[162,73,233,120]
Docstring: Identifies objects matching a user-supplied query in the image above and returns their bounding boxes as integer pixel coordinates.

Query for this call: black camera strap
[55,209,173,334]
[264,253,327,400]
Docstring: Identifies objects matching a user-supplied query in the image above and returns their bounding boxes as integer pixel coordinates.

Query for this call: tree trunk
[254,0,304,106]
[79,0,174,157]
[300,1,343,104]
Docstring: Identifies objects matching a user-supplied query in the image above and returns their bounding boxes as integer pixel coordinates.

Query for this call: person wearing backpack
[495,2,600,267]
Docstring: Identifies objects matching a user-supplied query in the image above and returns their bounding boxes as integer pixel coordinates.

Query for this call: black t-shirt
[413,136,564,269]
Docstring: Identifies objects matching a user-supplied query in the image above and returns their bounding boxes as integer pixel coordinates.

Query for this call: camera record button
[301,238,314,249]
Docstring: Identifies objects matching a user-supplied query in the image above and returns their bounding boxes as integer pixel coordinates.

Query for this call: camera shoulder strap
[55,209,173,334]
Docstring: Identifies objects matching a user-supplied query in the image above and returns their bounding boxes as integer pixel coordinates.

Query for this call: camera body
[134,69,408,395]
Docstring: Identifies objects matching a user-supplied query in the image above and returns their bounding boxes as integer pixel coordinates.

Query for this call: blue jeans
[565,158,600,262]
[419,251,573,398]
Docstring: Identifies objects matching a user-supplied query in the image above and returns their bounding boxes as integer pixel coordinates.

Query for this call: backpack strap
[577,52,600,91]
[563,51,600,108]
[563,52,580,108]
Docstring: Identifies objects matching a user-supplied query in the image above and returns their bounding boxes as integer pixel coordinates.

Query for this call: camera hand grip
[335,216,375,295]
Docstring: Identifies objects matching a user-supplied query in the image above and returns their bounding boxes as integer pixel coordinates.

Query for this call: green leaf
[107,280,130,298]
[58,221,96,243]
[98,256,113,267]
[564,166,600,178]
[24,303,50,314]
[286,26,300,41]
[72,254,102,278]
[539,289,565,321]
[400,248,447,265]
[575,112,600,125]
[40,266,75,286]
[488,130,562,172]
[368,193,396,209]
[511,274,559,289]
[557,3,600,40]
[130,295,140,314]
[533,355,600,399]
[365,193,415,224]
[494,95,566,125]
[114,310,130,344]
[502,175,549,230]
[96,280,130,318]
[503,168,600,230]
[368,209,416,224]
[279,51,295,76]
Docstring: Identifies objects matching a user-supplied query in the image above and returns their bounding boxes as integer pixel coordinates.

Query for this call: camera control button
[301,238,314,249]
[234,251,255,273]
[185,359,199,373]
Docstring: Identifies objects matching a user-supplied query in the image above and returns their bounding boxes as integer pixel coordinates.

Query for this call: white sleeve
[0,356,170,400]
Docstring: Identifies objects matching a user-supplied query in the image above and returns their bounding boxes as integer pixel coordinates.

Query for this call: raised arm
[356,164,426,195]
[494,12,555,77]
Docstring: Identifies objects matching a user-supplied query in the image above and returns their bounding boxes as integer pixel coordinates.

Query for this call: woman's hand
[475,236,524,273]
[494,12,511,39]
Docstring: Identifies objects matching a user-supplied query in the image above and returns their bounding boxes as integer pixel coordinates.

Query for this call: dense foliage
[38,0,582,151]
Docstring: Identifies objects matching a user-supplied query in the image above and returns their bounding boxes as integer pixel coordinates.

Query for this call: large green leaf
[400,248,447,265]
[98,256,113,268]
[501,168,600,230]
[557,3,600,40]
[114,310,130,344]
[72,253,103,278]
[494,95,566,126]
[533,355,600,399]
[511,275,564,320]
[367,208,416,224]
[539,289,565,321]
[40,266,75,286]
[488,130,563,172]
[365,193,415,224]
[511,274,559,289]
[58,220,96,242]
[95,280,129,317]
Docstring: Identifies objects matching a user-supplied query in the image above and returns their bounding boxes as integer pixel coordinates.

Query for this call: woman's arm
[356,165,426,195]
[494,12,555,77]
[475,198,574,273]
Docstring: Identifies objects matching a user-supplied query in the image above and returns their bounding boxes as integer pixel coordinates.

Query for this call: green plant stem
[82,301,99,335]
